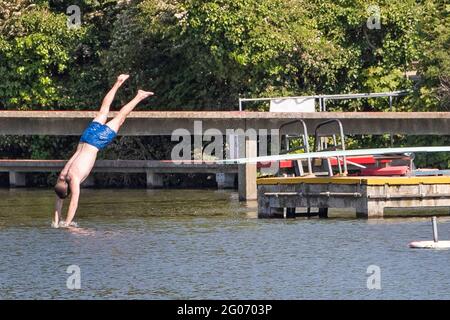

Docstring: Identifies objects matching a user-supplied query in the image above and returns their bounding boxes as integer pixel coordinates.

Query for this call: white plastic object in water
[410,217,450,249]
[409,241,450,249]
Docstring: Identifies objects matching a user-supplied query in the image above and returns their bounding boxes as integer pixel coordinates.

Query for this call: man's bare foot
[117,74,130,83]
[51,221,59,228]
[137,90,154,100]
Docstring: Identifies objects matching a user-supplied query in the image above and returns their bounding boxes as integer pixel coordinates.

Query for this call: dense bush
[0,0,449,185]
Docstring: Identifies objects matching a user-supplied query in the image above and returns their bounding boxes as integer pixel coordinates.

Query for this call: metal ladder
[313,119,348,176]
[278,120,314,218]
[279,119,313,176]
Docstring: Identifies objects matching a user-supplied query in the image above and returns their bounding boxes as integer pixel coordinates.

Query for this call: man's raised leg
[93,74,130,124]
[106,90,154,133]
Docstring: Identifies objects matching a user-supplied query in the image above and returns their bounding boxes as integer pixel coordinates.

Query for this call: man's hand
[117,74,130,83]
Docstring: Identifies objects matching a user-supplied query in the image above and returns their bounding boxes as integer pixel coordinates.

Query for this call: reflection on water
[0,188,450,299]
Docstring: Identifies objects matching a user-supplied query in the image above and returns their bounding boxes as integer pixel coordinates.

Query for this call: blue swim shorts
[79,121,117,150]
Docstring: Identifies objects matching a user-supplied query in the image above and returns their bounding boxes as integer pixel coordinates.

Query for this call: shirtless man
[52,74,153,228]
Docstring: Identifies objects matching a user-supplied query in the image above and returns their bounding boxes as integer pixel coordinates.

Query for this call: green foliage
[308,0,420,111]
[105,0,357,109]
[1,0,450,184]
[47,0,130,109]
[416,0,450,111]
[0,6,86,109]
[0,0,437,111]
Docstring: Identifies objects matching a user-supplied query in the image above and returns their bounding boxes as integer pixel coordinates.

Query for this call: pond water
[0,188,449,299]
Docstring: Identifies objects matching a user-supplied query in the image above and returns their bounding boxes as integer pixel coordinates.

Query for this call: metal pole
[389,95,394,146]
[431,217,439,242]
[237,91,409,112]
[432,216,439,243]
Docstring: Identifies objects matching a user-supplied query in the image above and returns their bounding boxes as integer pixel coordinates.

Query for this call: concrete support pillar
[318,207,329,218]
[238,135,257,201]
[9,171,26,187]
[286,208,296,218]
[356,201,384,218]
[257,191,282,218]
[81,175,95,188]
[216,173,236,189]
[258,207,284,218]
[146,171,164,188]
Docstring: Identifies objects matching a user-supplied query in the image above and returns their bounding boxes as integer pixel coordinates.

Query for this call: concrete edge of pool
[257,176,450,219]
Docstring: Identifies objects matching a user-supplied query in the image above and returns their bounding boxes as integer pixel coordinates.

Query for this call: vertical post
[239,98,243,111]
[224,132,239,190]
[318,208,328,218]
[355,186,384,219]
[238,135,257,201]
[146,171,164,188]
[9,171,26,187]
[389,95,394,146]
[285,208,296,218]
[216,173,236,189]
[432,216,439,243]
[228,132,238,160]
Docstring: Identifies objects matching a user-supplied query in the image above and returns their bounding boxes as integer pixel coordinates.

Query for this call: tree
[0,3,86,110]
[417,0,450,111]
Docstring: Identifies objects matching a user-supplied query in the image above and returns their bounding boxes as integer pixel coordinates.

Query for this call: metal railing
[238,90,409,112]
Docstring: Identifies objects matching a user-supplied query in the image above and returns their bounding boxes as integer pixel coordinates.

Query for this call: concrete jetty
[257,176,450,218]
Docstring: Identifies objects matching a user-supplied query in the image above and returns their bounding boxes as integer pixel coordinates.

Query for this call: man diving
[52,74,154,228]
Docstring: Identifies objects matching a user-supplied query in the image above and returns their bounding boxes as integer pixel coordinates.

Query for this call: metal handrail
[314,119,348,176]
[279,119,313,175]
[238,90,409,111]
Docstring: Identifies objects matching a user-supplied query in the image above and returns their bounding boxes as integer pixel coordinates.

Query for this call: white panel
[269,98,316,112]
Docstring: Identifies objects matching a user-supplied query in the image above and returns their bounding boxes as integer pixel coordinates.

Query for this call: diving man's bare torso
[66,143,99,184]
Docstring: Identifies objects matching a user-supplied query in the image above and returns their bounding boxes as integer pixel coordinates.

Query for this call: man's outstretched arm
[64,179,81,226]
[53,197,64,227]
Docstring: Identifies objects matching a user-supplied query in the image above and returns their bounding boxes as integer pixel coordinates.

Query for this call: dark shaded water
[0,188,449,299]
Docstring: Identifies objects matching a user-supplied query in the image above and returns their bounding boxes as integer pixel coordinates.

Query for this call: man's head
[54,177,70,199]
